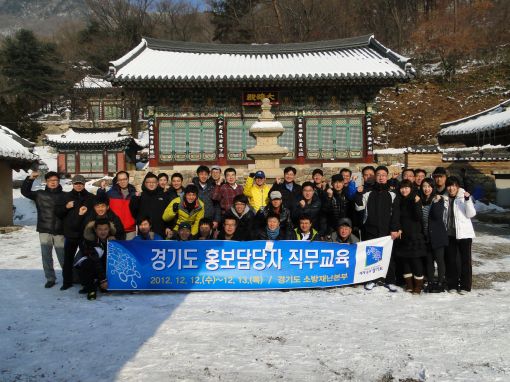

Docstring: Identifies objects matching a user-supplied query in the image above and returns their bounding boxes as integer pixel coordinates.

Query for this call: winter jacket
[21,177,64,235]
[129,177,172,237]
[76,221,117,281]
[132,232,163,241]
[269,181,302,211]
[73,208,126,240]
[291,228,320,241]
[324,189,353,233]
[224,205,257,241]
[423,196,449,250]
[211,183,244,215]
[216,230,244,241]
[329,231,359,244]
[244,176,271,212]
[257,228,290,240]
[97,183,137,232]
[55,188,95,239]
[256,205,293,236]
[355,182,400,240]
[192,177,221,223]
[394,193,427,258]
[292,194,326,235]
[443,188,476,239]
[162,196,205,236]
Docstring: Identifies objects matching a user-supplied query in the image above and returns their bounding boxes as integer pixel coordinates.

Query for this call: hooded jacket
[162,195,205,236]
[442,188,476,240]
[244,176,271,212]
[225,205,256,240]
[21,177,64,234]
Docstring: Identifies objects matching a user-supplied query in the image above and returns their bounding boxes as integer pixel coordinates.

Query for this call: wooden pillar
[0,161,13,227]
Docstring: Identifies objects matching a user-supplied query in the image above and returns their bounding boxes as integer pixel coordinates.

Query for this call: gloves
[249,172,255,178]
[172,203,179,212]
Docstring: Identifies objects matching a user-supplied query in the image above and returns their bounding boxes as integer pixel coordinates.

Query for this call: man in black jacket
[129,172,171,238]
[55,174,95,290]
[270,166,302,212]
[355,165,401,292]
[21,170,65,288]
[75,218,116,300]
[192,165,221,230]
[74,195,126,241]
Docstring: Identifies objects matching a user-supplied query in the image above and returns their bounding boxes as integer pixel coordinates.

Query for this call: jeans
[39,233,65,282]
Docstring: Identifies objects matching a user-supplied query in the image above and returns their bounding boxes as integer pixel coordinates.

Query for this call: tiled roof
[439,99,510,137]
[74,75,112,89]
[0,125,38,162]
[108,35,413,86]
[45,128,134,149]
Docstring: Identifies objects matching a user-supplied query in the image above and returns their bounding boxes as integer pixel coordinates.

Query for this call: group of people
[22,163,476,300]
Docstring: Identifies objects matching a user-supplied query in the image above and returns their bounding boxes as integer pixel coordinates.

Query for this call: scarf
[266,226,280,240]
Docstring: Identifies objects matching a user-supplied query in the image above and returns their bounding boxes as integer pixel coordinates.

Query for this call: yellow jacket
[162,196,205,235]
[243,176,270,212]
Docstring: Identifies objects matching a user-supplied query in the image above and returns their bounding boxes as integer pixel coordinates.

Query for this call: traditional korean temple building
[44,128,144,177]
[107,34,414,167]
[0,125,38,227]
[72,75,127,121]
[438,99,510,148]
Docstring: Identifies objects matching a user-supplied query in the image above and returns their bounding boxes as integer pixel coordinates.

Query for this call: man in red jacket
[98,171,138,239]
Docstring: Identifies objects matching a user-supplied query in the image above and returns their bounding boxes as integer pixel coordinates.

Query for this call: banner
[106,237,393,291]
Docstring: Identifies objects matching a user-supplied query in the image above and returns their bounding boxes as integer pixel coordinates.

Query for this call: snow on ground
[0,220,509,382]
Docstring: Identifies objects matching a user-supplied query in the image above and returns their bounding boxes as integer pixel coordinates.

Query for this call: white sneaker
[364,282,376,291]
[385,283,398,292]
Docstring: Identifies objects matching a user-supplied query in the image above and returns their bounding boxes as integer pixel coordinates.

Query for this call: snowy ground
[1,219,509,381]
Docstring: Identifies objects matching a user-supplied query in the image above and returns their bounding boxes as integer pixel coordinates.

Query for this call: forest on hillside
[0,0,509,145]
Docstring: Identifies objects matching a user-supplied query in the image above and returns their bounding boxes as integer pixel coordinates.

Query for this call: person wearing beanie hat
[21,169,65,288]
[55,173,95,290]
[244,170,271,212]
[256,190,293,238]
[329,217,359,244]
[163,183,205,236]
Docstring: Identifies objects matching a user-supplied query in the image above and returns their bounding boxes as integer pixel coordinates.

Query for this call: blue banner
[107,237,393,291]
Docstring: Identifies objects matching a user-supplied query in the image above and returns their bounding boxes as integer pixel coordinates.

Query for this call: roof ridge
[142,34,374,55]
[440,98,510,128]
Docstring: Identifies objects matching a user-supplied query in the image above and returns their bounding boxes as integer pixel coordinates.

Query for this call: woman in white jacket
[443,176,476,293]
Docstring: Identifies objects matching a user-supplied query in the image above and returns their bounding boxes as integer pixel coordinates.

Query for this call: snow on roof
[45,128,132,145]
[74,75,112,89]
[134,130,149,148]
[109,35,413,85]
[439,99,510,136]
[0,125,38,162]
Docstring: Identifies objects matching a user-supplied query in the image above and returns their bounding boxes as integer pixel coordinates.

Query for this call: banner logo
[365,246,383,267]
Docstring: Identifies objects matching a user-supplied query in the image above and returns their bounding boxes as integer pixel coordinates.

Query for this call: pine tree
[0,29,66,109]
